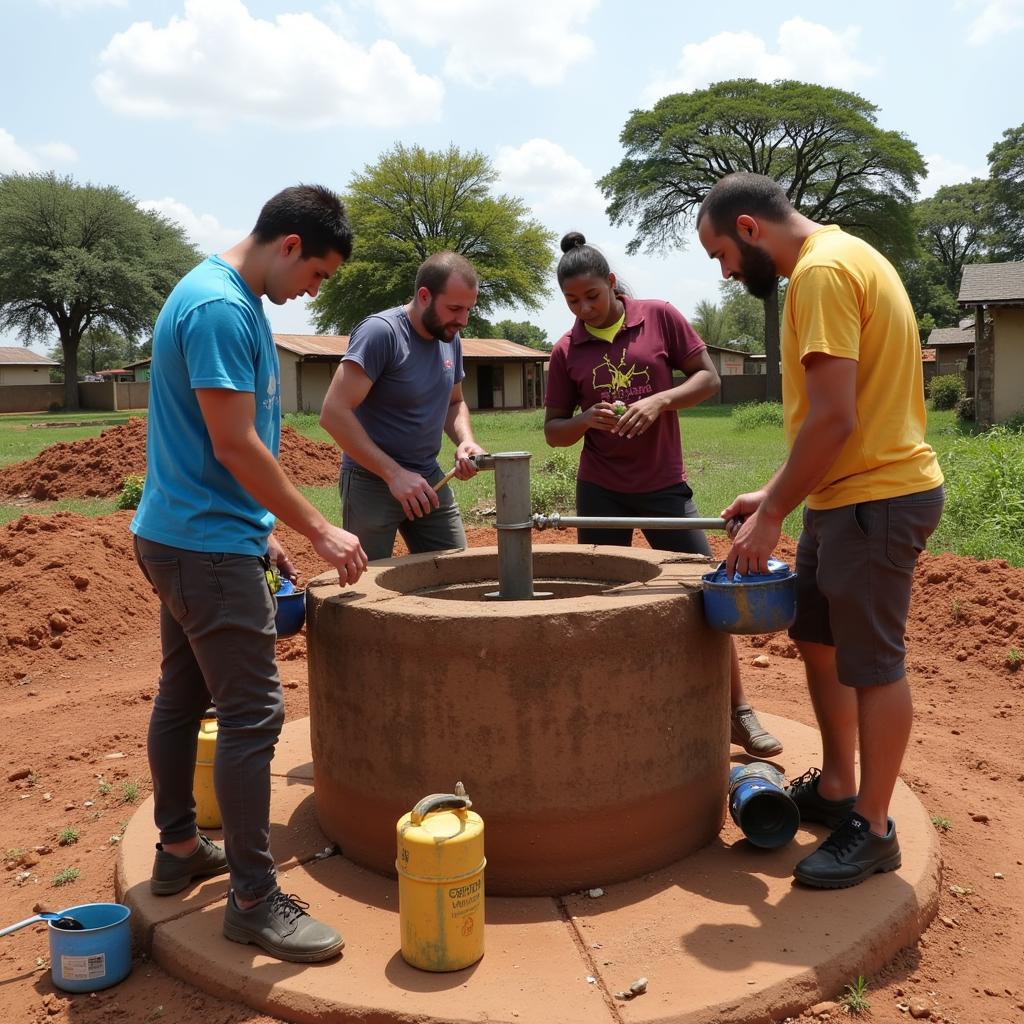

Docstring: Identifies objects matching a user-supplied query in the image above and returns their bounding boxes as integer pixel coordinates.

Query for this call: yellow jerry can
[396,790,485,972]
[192,714,221,829]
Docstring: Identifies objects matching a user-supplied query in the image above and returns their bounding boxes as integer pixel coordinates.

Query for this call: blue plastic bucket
[701,559,797,635]
[48,903,132,992]
[274,577,306,638]
[728,764,799,849]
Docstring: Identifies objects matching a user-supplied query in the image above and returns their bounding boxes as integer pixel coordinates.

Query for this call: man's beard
[422,300,458,341]
[736,237,780,300]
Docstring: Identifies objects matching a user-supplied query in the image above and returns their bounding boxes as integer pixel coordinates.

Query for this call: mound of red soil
[0,420,342,500]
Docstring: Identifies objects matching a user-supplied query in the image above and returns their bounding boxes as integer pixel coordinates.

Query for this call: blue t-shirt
[341,307,464,477]
[131,256,280,555]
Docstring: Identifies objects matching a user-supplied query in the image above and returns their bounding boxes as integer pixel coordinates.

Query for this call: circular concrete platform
[116,713,940,1024]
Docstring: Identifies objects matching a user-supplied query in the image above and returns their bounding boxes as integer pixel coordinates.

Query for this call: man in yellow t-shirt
[697,173,944,890]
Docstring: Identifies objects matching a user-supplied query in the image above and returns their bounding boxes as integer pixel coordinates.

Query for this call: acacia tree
[312,144,555,334]
[988,123,1024,261]
[599,79,925,399]
[0,173,199,409]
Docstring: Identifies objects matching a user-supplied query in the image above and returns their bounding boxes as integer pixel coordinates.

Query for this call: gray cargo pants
[133,535,283,901]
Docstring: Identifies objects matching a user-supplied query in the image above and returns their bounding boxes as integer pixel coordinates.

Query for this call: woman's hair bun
[560,231,587,254]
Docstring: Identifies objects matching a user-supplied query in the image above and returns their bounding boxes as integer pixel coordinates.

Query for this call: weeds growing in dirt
[931,815,952,832]
[950,598,962,623]
[121,780,140,804]
[1007,647,1022,671]
[58,827,79,846]
[732,401,785,430]
[52,866,80,887]
[839,974,871,1014]
[117,474,145,510]
[97,779,111,796]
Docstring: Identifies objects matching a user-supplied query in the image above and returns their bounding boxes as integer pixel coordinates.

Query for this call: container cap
[704,559,791,585]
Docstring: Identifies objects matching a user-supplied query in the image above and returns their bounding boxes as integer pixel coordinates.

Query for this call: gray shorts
[789,485,944,687]
[341,464,466,562]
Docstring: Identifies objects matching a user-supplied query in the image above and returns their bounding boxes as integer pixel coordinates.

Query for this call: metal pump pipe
[481,451,535,600]
[533,513,728,532]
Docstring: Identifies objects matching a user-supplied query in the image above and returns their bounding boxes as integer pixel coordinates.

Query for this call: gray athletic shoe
[223,889,345,963]
[151,834,229,895]
[731,704,784,757]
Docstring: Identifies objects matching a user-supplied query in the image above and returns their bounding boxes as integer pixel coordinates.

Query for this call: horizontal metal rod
[533,513,728,531]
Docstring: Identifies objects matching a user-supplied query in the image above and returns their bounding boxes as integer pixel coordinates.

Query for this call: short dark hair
[696,173,793,238]
[414,252,478,295]
[252,184,353,260]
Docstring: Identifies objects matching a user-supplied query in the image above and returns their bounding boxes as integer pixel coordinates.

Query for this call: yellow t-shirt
[584,312,625,343]
[782,225,943,509]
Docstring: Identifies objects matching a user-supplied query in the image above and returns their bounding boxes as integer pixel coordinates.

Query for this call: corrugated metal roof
[958,262,1024,304]
[0,346,59,366]
[273,333,549,361]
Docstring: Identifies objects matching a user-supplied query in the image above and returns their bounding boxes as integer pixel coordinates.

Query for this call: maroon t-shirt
[545,297,706,493]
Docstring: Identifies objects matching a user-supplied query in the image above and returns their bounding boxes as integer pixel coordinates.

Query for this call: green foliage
[52,866,80,887]
[839,975,871,1015]
[600,79,925,260]
[120,779,140,804]
[930,814,952,832]
[491,319,549,350]
[913,180,992,293]
[690,299,731,345]
[928,373,967,410]
[530,448,578,514]
[988,122,1024,261]
[1007,647,1022,671]
[58,827,79,847]
[311,144,555,333]
[116,474,145,510]
[931,424,1024,565]
[0,173,201,409]
[732,402,785,430]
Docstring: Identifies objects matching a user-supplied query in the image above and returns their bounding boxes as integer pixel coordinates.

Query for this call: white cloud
[643,17,877,103]
[920,153,988,198]
[37,0,127,11]
[956,0,1024,45]
[138,197,243,254]
[0,128,78,173]
[495,138,605,217]
[373,0,598,87]
[94,0,444,129]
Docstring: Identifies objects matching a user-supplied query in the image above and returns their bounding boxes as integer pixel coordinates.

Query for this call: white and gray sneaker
[223,889,344,963]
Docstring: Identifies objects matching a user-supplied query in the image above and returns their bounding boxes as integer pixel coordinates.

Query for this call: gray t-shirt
[341,306,464,476]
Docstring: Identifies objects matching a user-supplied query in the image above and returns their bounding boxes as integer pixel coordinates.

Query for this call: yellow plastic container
[192,716,221,829]
[396,792,485,972]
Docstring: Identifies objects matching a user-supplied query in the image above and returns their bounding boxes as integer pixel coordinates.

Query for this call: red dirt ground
[1,476,1023,1020]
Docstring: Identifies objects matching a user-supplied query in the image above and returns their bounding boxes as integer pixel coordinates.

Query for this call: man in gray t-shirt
[320,251,486,560]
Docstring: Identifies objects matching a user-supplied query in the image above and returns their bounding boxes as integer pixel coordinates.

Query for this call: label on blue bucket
[60,952,106,981]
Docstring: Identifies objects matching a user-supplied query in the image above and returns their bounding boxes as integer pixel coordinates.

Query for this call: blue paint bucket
[48,903,132,992]
[274,577,306,638]
[701,559,797,635]
[728,763,800,849]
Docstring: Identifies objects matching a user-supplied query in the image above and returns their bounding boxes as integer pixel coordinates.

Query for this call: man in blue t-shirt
[131,185,366,963]
[319,252,486,560]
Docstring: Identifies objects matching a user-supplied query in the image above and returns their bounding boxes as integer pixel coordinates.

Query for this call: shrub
[116,474,145,510]
[928,374,966,411]
[530,448,578,515]
[955,395,975,423]
[732,401,784,430]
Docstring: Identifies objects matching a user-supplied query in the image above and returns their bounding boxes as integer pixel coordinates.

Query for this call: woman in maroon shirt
[544,231,782,758]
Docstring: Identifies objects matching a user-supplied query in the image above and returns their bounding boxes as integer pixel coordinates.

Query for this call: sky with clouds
[2,0,1021,354]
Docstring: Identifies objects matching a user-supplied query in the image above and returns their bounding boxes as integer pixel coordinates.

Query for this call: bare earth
[1,434,1022,1023]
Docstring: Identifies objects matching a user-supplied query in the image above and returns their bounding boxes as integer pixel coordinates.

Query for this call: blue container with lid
[274,576,306,638]
[701,559,797,635]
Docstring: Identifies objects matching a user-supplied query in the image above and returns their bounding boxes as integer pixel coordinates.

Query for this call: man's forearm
[445,399,477,447]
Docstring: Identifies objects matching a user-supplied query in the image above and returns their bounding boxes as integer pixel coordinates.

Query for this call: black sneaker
[785,767,856,829]
[793,812,902,889]
[151,834,229,895]
[223,889,344,963]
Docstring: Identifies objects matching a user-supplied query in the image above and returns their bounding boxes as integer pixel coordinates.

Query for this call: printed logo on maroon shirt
[591,350,654,402]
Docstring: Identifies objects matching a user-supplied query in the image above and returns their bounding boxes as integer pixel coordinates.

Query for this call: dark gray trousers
[133,535,283,901]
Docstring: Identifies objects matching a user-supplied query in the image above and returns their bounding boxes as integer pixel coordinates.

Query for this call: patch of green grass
[52,866,80,887]
[0,412,141,468]
[731,401,785,430]
[58,827,79,847]
[97,780,112,796]
[120,780,140,804]
[0,495,118,528]
[1007,647,1022,672]
[931,815,952,832]
[839,974,871,1015]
